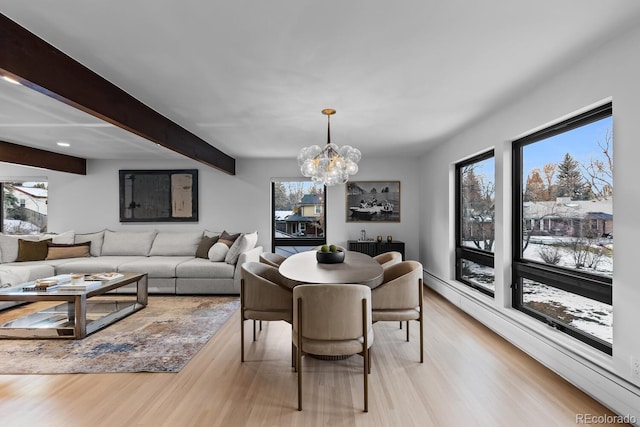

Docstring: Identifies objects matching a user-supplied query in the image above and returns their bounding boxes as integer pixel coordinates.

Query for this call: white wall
[418,23,640,419]
[1,156,420,259]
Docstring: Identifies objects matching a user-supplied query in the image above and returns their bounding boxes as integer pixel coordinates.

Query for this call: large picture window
[513,103,613,354]
[271,180,326,256]
[455,151,495,296]
[1,180,48,234]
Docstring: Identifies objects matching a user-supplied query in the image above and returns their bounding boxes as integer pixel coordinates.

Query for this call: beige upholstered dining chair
[371,260,424,363]
[293,283,373,412]
[240,262,298,363]
[259,251,287,268]
[373,251,403,269]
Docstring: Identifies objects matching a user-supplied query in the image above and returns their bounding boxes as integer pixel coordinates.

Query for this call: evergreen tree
[556,153,589,200]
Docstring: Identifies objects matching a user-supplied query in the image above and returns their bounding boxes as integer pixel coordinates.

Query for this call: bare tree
[582,129,613,200]
[568,223,604,271]
[543,163,557,200]
[462,165,495,251]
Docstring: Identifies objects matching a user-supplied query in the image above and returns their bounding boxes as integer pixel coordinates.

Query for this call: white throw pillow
[225,231,258,265]
[208,242,230,262]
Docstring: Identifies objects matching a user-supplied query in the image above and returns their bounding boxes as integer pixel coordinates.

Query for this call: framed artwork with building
[346,180,400,222]
[119,169,198,222]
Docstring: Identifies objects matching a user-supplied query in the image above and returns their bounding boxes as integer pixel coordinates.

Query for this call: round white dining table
[279,250,384,288]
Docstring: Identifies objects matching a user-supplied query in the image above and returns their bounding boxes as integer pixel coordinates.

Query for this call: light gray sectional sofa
[0,229,261,310]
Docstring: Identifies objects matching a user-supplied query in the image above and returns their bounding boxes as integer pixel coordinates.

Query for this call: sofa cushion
[16,238,52,262]
[196,235,219,259]
[0,266,31,288]
[225,231,258,265]
[149,231,203,256]
[176,258,236,279]
[54,256,147,275]
[208,242,229,262]
[45,242,91,260]
[118,256,193,277]
[0,234,41,263]
[101,230,157,256]
[75,230,105,257]
[0,263,55,284]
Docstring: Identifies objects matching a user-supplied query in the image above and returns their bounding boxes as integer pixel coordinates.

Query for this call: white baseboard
[424,269,640,426]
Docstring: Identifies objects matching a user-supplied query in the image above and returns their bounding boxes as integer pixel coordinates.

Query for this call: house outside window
[1,181,48,234]
[455,150,495,296]
[512,103,613,354]
[272,180,326,256]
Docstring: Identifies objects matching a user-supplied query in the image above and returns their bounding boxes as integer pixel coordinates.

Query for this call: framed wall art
[345,180,400,223]
[119,169,198,222]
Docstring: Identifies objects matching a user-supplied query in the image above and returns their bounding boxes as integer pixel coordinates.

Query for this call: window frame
[271,180,327,253]
[455,149,496,297]
[511,103,613,354]
[1,180,48,234]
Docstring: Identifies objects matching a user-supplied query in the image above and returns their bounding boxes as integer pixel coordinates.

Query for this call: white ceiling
[2,1,640,164]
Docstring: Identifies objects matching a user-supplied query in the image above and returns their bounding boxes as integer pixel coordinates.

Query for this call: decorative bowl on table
[316,248,345,264]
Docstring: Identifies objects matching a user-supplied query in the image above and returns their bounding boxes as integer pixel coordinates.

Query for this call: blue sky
[522,116,612,177]
[471,115,612,185]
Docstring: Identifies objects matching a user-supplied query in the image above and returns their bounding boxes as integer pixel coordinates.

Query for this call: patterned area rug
[0,296,239,374]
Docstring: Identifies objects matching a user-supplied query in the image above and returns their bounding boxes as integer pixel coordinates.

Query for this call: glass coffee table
[0,272,147,339]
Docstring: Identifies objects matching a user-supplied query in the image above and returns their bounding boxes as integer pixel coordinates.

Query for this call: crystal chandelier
[297,109,361,186]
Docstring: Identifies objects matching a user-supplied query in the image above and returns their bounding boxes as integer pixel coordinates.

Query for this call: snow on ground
[464,239,613,344]
[523,241,612,343]
[523,280,612,343]
[2,220,41,234]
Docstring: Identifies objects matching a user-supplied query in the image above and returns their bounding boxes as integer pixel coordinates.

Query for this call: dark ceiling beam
[0,13,235,175]
[0,140,86,175]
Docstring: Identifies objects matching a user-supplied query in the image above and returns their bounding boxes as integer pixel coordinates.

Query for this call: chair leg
[240,280,245,363]
[399,321,402,329]
[240,317,245,363]
[419,277,424,363]
[297,298,303,411]
[253,320,256,341]
[362,297,369,413]
[406,320,410,342]
[364,346,369,412]
[292,339,296,370]
[419,316,424,363]
[260,320,263,331]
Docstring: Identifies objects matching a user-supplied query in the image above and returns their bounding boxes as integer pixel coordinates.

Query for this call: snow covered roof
[523,198,612,220]
[13,186,48,198]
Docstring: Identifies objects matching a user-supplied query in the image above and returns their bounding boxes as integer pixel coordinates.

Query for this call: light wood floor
[0,287,626,427]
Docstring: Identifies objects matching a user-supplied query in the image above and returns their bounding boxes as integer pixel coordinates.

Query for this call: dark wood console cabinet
[347,240,405,260]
